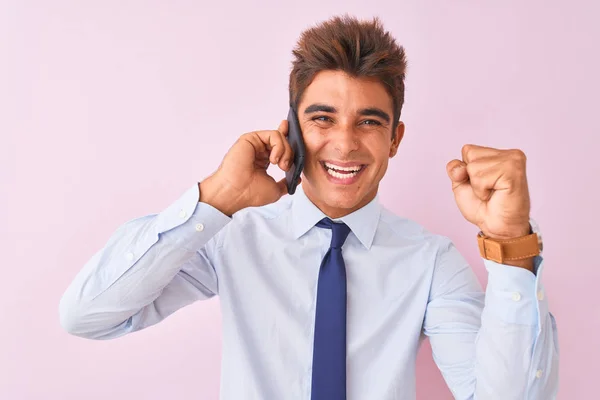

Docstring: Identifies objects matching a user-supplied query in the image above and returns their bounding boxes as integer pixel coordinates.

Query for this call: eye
[312,115,332,123]
[360,119,382,126]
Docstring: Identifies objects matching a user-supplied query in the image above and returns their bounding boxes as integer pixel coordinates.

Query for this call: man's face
[297,70,405,218]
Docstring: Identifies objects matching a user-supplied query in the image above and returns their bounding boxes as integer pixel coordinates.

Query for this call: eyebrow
[303,103,391,123]
[304,103,336,114]
[359,107,391,123]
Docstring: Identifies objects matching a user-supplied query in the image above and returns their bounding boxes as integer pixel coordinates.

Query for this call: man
[60,15,559,400]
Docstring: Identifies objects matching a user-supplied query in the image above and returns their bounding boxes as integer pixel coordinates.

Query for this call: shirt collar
[290,185,381,249]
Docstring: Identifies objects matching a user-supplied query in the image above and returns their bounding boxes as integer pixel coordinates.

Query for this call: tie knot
[316,218,351,249]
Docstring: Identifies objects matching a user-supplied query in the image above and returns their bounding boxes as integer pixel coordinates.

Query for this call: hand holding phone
[285,106,306,195]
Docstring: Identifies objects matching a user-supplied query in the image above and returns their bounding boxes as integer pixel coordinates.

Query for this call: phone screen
[285,106,306,195]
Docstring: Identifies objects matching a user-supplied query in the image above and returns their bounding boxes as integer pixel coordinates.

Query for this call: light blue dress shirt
[59,183,559,400]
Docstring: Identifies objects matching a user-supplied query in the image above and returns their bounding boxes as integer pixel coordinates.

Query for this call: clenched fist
[447,144,531,240]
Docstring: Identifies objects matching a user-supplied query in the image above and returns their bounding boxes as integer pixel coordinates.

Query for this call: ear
[389,121,405,158]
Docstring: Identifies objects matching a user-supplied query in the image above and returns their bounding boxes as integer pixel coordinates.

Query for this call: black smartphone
[285,106,306,195]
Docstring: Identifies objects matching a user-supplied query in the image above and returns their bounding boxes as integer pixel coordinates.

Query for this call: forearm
[59,184,231,339]
[425,241,559,400]
[473,257,559,399]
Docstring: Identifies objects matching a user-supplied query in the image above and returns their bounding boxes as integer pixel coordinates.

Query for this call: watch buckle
[477,234,504,263]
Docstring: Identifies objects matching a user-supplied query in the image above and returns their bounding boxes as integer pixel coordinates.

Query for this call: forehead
[299,70,393,113]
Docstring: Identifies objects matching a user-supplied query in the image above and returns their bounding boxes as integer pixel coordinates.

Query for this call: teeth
[324,162,362,172]
[326,168,359,179]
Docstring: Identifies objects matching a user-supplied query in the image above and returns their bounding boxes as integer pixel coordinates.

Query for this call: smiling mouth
[321,161,366,179]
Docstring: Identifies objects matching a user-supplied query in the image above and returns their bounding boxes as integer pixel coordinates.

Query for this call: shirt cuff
[156,183,231,251]
[483,256,548,330]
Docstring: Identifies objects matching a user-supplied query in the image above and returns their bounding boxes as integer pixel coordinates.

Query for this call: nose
[332,123,359,155]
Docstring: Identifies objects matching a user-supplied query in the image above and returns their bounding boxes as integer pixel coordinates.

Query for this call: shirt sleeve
[59,183,231,340]
[422,238,559,400]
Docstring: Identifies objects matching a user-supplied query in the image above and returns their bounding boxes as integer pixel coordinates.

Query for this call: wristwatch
[477,218,543,264]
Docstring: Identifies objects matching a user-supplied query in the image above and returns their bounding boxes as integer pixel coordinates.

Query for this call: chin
[322,192,362,209]
[320,183,374,211]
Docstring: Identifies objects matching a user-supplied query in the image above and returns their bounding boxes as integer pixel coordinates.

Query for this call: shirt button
[511,292,522,302]
[179,209,187,219]
[536,369,543,378]
[195,223,204,232]
[537,290,544,301]
[125,252,134,261]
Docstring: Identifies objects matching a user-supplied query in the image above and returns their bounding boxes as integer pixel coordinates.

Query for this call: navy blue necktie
[311,218,352,400]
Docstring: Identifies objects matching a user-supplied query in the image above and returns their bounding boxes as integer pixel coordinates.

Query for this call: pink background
[2,1,598,399]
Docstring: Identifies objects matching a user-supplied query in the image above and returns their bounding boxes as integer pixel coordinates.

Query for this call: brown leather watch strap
[477,232,540,264]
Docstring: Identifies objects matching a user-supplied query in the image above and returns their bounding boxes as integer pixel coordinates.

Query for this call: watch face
[529,218,543,253]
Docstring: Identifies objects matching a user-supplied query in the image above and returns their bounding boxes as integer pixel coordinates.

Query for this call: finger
[277,130,294,171]
[278,119,289,136]
[242,131,268,157]
[465,157,507,201]
[254,155,270,170]
[461,144,502,164]
[269,127,294,171]
[272,130,290,168]
[469,153,528,190]
[446,159,468,186]
[253,130,286,164]
[277,119,294,171]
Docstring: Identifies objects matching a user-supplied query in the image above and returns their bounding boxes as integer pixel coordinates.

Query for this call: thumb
[447,160,469,185]
[276,176,301,197]
[276,177,289,197]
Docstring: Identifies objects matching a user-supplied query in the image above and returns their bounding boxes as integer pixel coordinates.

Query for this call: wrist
[481,223,531,241]
[477,221,539,273]
[198,175,246,217]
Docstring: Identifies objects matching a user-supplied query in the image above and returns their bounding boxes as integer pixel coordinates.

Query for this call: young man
[60,15,559,400]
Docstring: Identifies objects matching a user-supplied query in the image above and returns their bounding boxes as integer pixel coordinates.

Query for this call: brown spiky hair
[289,15,407,136]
